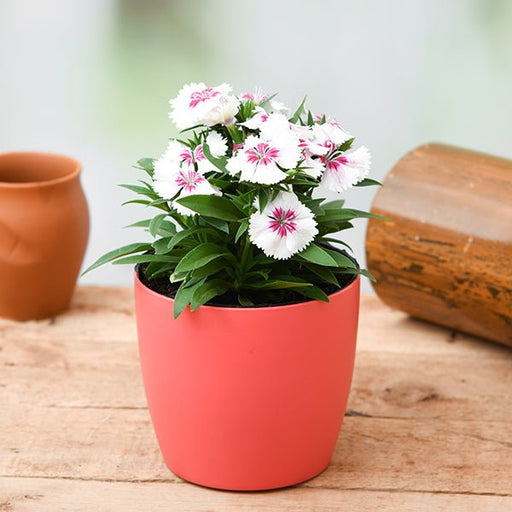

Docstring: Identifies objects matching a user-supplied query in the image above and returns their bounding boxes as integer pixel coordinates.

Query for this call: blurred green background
[1,0,511,290]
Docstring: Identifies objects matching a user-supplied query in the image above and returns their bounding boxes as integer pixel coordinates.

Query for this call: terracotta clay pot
[0,152,89,320]
[134,271,360,491]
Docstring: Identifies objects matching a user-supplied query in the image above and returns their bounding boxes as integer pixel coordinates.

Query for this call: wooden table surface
[1,287,511,511]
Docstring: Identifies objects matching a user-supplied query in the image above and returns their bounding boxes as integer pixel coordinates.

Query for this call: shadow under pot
[0,152,89,320]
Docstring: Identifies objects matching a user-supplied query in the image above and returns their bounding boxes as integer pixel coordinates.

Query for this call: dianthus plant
[85,83,381,318]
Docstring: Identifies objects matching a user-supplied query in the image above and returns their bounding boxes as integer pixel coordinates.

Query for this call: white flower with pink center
[309,122,352,156]
[269,100,288,113]
[169,82,240,130]
[205,131,228,158]
[259,113,294,140]
[320,146,371,192]
[286,124,325,179]
[239,86,268,104]
[226,133,301,185]
[162,137,223,175]
[177,144,219,174]
[301,151,324,179]
[153,149,220,216]
[249,192,318,260]
[240,107,269,130]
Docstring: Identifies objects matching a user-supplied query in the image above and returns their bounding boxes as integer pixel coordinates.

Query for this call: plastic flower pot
[134,269,360,491]
[0,152,89,320]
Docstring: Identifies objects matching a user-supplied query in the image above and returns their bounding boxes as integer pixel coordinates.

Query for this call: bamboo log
[366,143,512,347]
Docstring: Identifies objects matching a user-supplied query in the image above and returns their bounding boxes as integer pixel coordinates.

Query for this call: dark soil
[137,248,358,308]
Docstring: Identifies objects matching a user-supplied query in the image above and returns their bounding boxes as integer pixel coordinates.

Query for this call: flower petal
[249,192,318,259]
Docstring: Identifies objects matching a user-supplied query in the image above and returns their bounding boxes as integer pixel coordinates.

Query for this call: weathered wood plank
[1,287,511,509]
[2,288,510,358]
[0,287,137,344]
[2,290,510,420]
[0,338,146,409]
[1,406,510,495]
[1,342,511,421]
[357,295,512,356]
[1,477,511,512]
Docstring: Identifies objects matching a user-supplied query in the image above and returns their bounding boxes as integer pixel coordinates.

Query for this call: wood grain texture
[1,478,511,512]
[366,143,512,346]
[1,287,511,510]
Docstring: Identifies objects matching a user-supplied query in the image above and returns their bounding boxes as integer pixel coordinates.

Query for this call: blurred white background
[1,0,511,291]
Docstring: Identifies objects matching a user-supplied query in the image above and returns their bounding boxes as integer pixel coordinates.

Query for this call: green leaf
[318,221,353,236]
[341,208,387,221]
[298,244,338,267]
[149,214,169,237]
[190,279,230,311]
[301,197,325,215]
[152,236,174,254]
[237,295,254,306]
[202,217,230,234]
[294,285,330,302]
[316,208,384,224]
[302,263,340,287]
[144,262,172,279]
[147,198,172,209]
[126,219,177,236]
[338,137,355,151]
[258,188,270,212]
[170,271,189,283]
[176,195,244,221]
[248,279,313,290]
[191,259,226,279]
[136,158,155,176]
[202,138,228,172]
[125,219,152,229]
[360,268,376,282]
[119,183,158,200]
[317,237,353,252]
[245,269,270,281]
[167,226,219,250]
[321,199,346,210]
[81,243,152,275]
[159,221,177,236]
[178,124,203,134]
[234,221,249,243]
[174,243,230,273]
[323,248,357,269]
[122,199,150,207]
[112,254,180,265]
[257,92,278,107]
[316,211,353,223]
[173,278,205,318]
[209,177,232,189]
[354,178,382,187]
[289,95,307,123]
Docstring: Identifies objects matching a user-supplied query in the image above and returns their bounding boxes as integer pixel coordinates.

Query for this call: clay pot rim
[0,151,81,188]
[134,269,360,313]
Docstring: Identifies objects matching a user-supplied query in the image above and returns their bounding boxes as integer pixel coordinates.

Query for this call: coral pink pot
[134,271,360,491]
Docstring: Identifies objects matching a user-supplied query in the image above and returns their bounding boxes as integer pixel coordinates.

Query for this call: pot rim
[0,151,82,189]
[134,269,360,313]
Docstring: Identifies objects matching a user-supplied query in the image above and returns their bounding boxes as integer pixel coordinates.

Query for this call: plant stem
[240,235,252,272]
[227,123,242,144]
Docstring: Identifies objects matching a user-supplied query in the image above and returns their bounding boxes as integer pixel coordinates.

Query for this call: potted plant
[85,82,380,491]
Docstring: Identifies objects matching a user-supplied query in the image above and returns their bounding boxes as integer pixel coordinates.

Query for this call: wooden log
[366,143,512,347]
